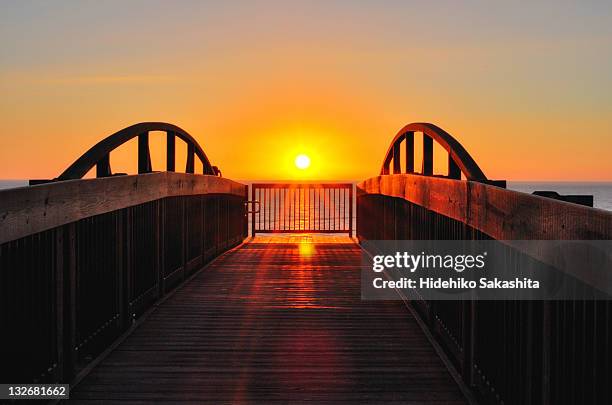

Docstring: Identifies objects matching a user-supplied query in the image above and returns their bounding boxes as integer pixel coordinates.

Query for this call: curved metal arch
[381,122,487,181]
[58,122,216,180]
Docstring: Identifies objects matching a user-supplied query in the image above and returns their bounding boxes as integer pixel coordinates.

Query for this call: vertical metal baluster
[332,188,336,231]
[275,188,279,231]
[327,188,330,231]
[319,188,322,231]
[281,188,285,231]
[342,188,345,231]
[257,188,261,233]
[317,188,320,231]
[348,185,353,237]
[309,188,312,231]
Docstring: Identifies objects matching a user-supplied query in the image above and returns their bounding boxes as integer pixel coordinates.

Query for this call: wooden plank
[0,173,247,245]
[137,132,152,174]
[96,154,111,178]
[448,154,461,179]
[392,139,401,174]
[422,135,433,175]
[185,143,195,174]
[357,174,612,241]
[70,241,467,404]
[166,132,175,172]
[405,131,414,173]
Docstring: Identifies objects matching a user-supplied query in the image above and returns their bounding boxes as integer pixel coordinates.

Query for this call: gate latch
[244,200,260,215]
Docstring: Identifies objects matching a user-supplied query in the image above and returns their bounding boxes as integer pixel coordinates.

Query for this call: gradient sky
[1,0,611,181]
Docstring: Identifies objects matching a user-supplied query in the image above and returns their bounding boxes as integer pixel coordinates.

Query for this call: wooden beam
[138,132,152,174]
[392,139,401,174]
[166,132,175,172]
[186,143,195,174]
[422,134,433,175]
[405,132,414,173]
[96,153,112,178]
[0,173,248,245]
[357,174,612,241]
[448,154,461,179]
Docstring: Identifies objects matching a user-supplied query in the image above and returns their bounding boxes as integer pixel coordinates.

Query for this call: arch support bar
[422,135,433,175]
[96,153,111,177]
[138,132,152,174]
[57,122,217,180]
[380,122,488,181]
[167,131,176,172]
[405,132,414,173]
[186,143,195,174]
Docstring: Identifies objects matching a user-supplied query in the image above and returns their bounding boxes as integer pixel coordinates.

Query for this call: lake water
[2,180,611,212]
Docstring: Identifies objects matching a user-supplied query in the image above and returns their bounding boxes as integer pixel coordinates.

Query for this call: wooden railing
[0,172,247,384]
[356,173,612,405]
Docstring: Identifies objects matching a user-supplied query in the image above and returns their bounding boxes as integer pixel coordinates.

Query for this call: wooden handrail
[0,172,247,244]
[357,174,612,240]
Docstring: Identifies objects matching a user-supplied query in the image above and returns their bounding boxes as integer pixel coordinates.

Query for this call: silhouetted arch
[58,122,217,180]
[381,122,487,181]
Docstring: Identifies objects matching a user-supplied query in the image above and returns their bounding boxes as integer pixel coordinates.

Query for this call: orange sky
[1,1,611,181]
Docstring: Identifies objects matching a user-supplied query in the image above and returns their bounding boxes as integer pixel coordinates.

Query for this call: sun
[295,154,311,170]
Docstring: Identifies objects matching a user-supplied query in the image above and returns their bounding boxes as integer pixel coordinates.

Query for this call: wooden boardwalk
[69,238,467,404]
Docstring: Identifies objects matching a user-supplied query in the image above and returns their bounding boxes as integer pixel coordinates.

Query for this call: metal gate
[249,183,353,235]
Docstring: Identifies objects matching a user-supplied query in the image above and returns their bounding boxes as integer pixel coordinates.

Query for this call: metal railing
[250,183,353,235]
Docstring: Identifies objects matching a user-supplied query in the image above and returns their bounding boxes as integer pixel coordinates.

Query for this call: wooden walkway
[69,238,467,404]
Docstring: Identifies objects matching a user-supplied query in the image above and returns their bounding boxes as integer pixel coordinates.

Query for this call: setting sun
[295,154,311,170]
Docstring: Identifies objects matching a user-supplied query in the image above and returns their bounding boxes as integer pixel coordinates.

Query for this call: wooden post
[392,139,401,174]
[201,195,207,262]
[448,154,461,179]
[186,143,195,174]
[251,186,256,237]
[463,300,477,386]
[55,228,64,381]
[124,207,133,323]
[64,223,77,379]
[541,301,552,405]
[166,132,176,172]
[243,185,248,239]
[348,185,354,237]
[181,197,187,281]
[138,132,152,174]
[422,134,433,175]
[159,198,166,295]
[405,131,415,173]
[116,210,126,330]
[155,200,162,299]
[96,153,111,178]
